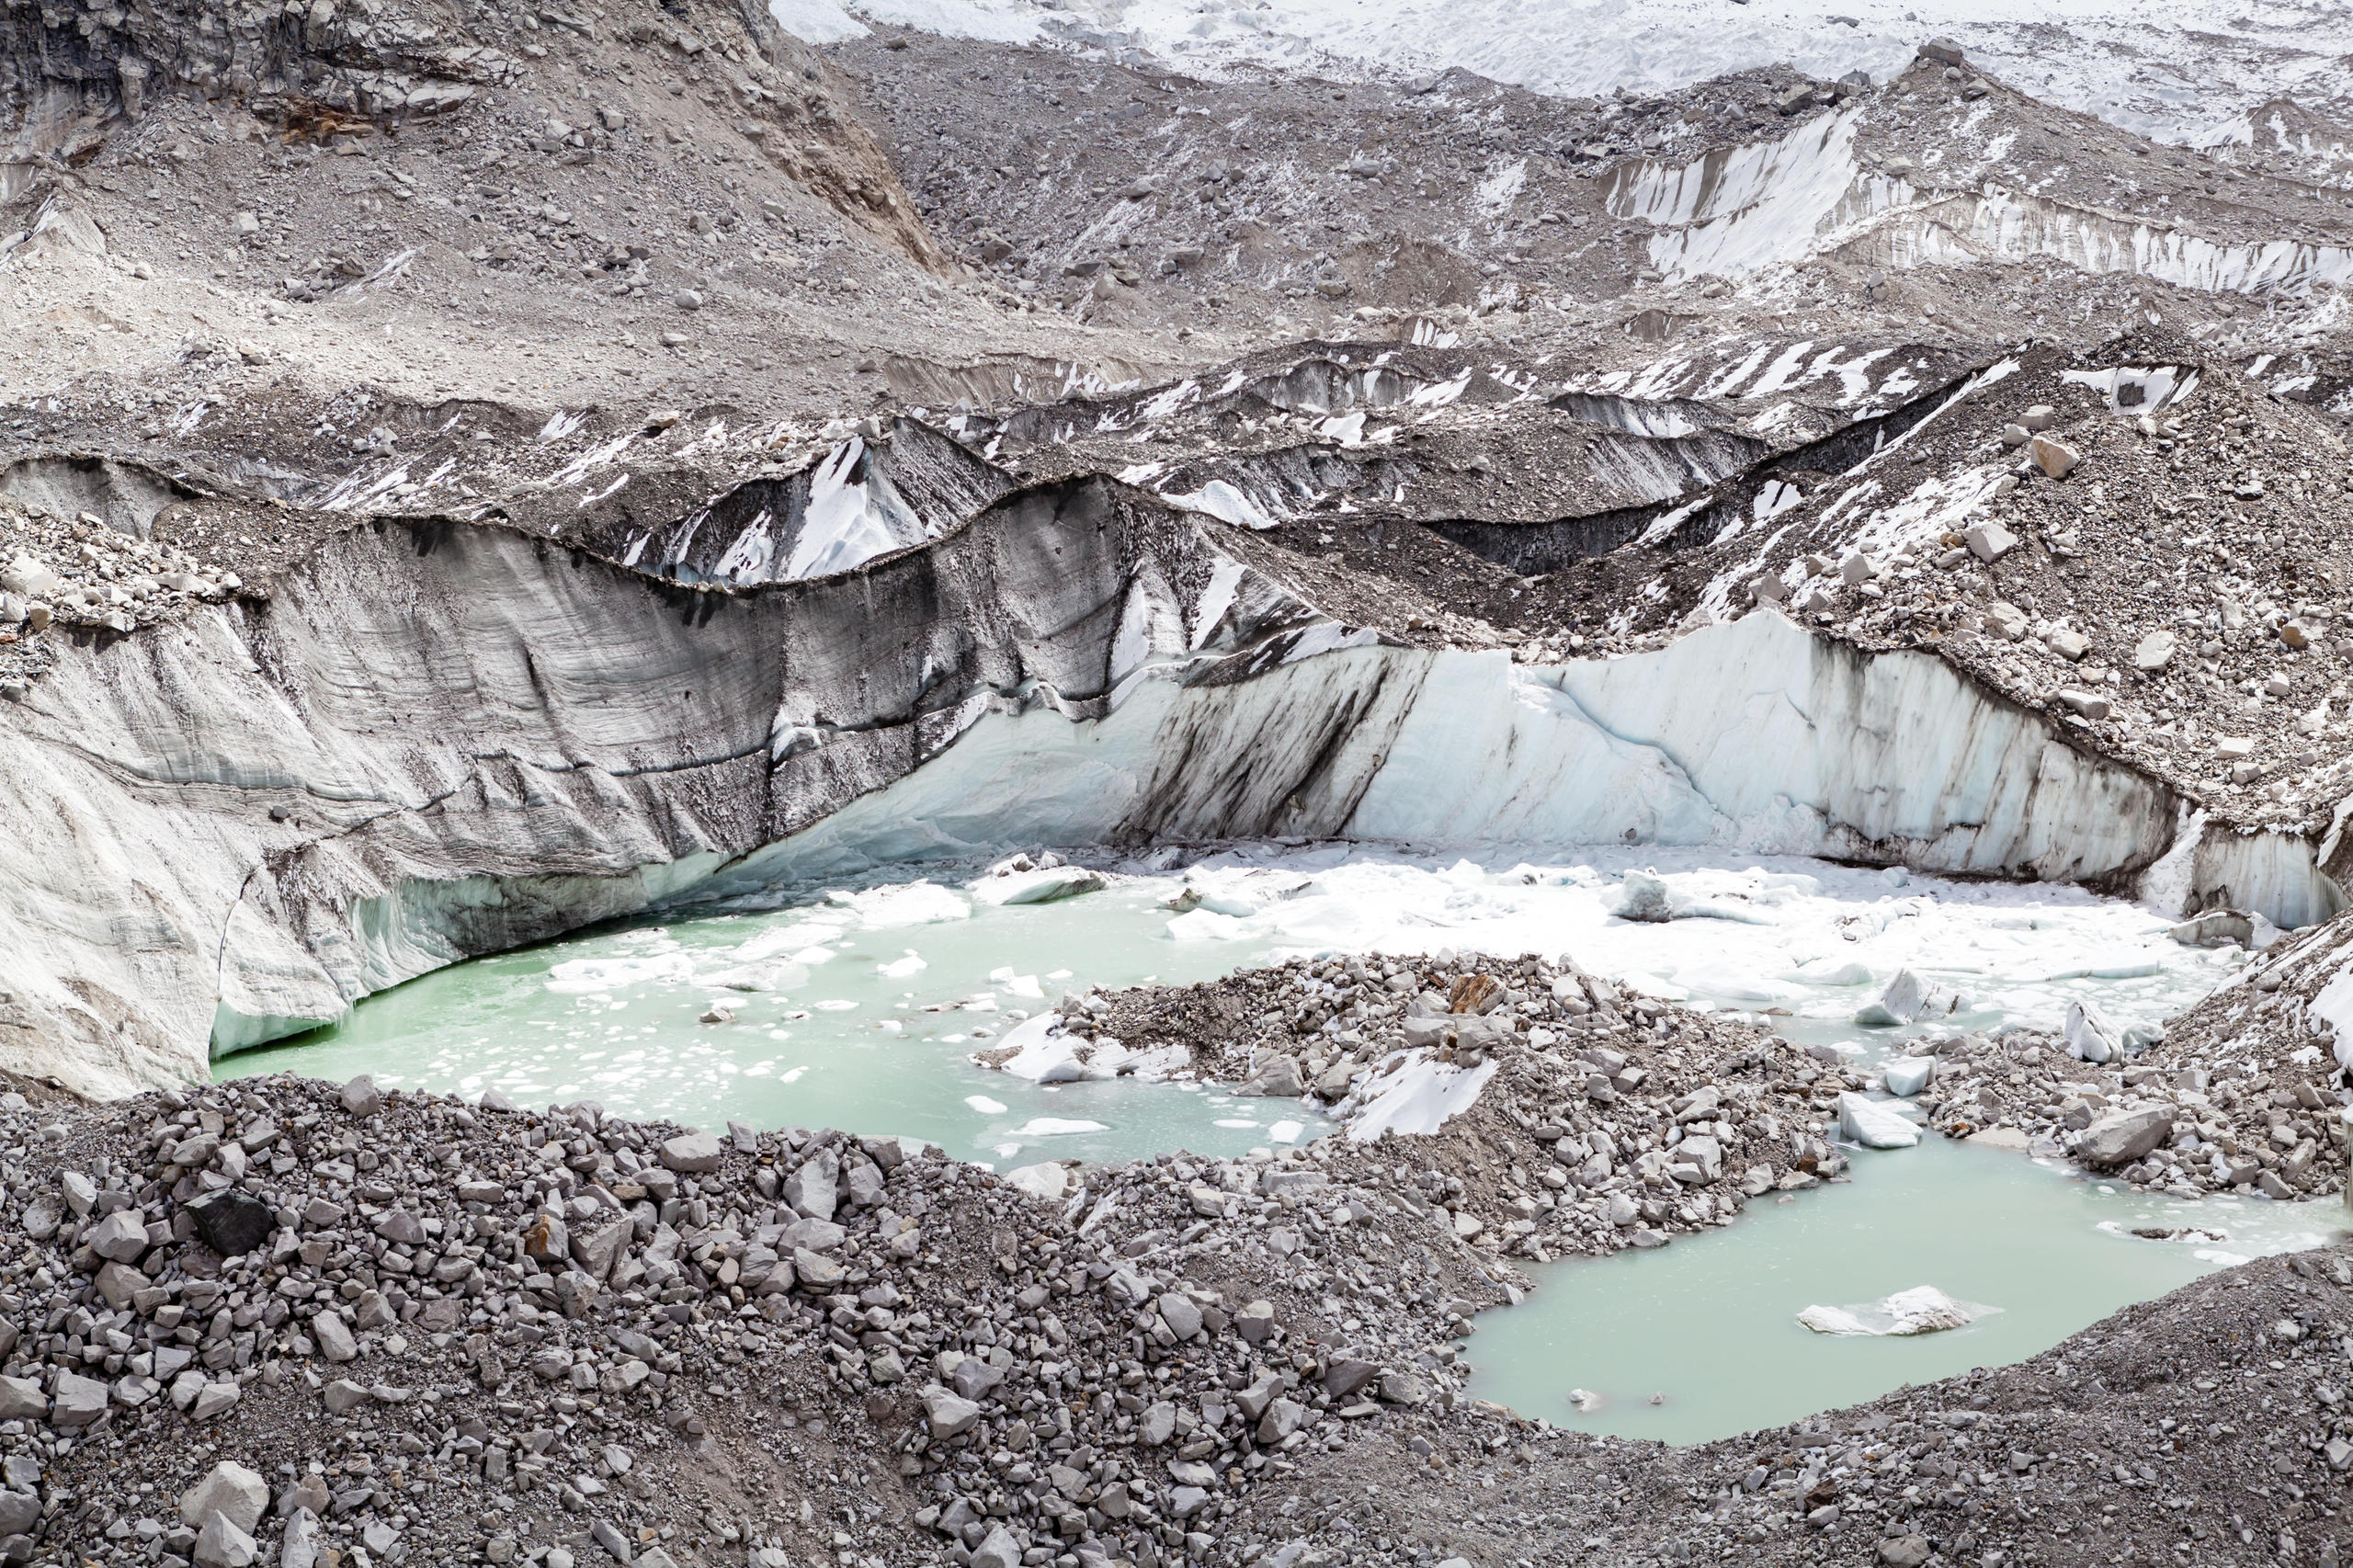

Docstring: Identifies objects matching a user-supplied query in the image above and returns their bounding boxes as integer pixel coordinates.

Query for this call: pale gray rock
[312,1311,358,1363]
[88,1207,151,1262]
[1156,1292,1203,1339]
[179,1461,267,1533]
[660,1130,723,1173]
[2079,1107,2175,1167]
[787,1148,839,1220]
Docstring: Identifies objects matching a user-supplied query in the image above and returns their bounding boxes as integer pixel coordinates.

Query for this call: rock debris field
[13,0,2353,1556]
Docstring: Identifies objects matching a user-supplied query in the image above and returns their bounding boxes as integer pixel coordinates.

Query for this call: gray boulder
[179,1461,268,1533]
[2078,1107,2176,1168]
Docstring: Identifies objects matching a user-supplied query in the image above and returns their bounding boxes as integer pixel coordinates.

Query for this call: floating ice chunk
[812,999,858,1012]
[973,866,1108,906]
[835,881,971,928]
[2029,958,2163,983]
[2063,998,2123,1063]
[1268,1119,1304,1143]
[1793,1303,1874,1336]
[1881,1058,1936,1097]
[964,1095,1008,1116]
[1008,1118,1108,1137]
[1836,1092,1921,1149]
[1789,957,1871,986]
[983,1014,1084,1083]
[1797,1286,1990,1337]
[544,953,693,993]
[1853,968,1967,1027]
[1004,974,1044,999]
[1613,869,1673,923]
[694,958,809,993]
[1166,909,1264,941]
[733,924,842,961]
[790,947,836,965]
[877,952,927,979]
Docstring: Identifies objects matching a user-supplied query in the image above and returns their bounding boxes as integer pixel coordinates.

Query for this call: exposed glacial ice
[798,0,2353,146]
[3,484,2337,1096]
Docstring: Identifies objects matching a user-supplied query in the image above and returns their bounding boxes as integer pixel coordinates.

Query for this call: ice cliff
[0,480,2337,1096]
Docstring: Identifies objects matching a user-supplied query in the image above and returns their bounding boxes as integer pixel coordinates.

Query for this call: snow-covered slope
[787,0,2353,147]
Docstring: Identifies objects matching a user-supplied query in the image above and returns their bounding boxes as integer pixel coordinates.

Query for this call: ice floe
[1797,1285,1994,1337]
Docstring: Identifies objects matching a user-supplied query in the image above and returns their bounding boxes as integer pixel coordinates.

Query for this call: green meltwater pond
[1461,1136,2342,1445]
[217,874,1327,1169]
[216,843,2326,1444]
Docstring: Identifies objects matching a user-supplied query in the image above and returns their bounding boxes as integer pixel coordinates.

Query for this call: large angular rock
[972,1525,1023,1568]
[2079,1107,2175,1168]
[187,1189,276,1258]
[1156,1293,1203,1339]
[1234,1055,1304,1097]
[0,1377,45,1421]
[180,1460,268,1533]
[660,1130,724,1173]
[312,1311,358,1363]
[50,1371,108,1427]
[88,1207,152,1263]
[193,1510,259,1568]
[340,1074,383,1117]
[2133,629,2177,672]
[921,1386,980,1438]
[786,1148,839,1221]
[522,1212,569,1267]
[568,1215,629,1280]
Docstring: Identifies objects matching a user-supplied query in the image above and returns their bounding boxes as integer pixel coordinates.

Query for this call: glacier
[0,480,2339,1097]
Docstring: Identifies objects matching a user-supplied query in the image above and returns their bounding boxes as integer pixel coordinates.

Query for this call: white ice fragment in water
[973,866,1108,906]
[983,1014,1083,1083]
[963,1095,1008,1116]
[1881,1058,1936,1097]
[544,953,693,993]
[1008,1118,1108,1137]
[1836,1092,1920,1149]
[877,952,926,979]
[1613,869,1672,923]
[1268,1119,1304,1144]
[1798,1286,1993,1337]
[1165,909,1264,941]
[1853,968,1967,1027]
[1789,957,1871,986]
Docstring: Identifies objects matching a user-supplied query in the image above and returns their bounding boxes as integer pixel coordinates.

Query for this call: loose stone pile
[1083,951,1919,1259]
[0,1066,1529,1568]
[14,930,2353,1568]
[0,495,243,694]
